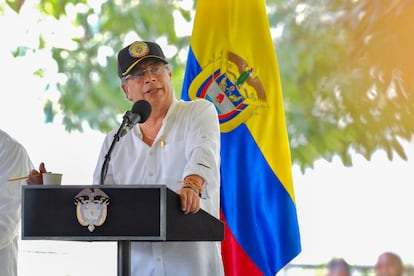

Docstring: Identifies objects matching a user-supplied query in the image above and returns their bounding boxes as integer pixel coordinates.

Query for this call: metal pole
[117,240,131,276]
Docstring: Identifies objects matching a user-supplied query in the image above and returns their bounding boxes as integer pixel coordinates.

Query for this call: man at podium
[94,40,224,276]
[29,40,224,276]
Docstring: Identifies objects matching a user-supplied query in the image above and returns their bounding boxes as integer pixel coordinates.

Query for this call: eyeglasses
[124,63,168,81]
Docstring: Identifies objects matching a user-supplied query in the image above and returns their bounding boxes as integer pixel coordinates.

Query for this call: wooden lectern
[22,185,224,276]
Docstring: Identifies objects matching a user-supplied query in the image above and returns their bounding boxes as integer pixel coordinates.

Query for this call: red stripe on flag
[220,210,264,276]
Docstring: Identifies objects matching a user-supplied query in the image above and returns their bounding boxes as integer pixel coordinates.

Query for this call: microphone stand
[99,112,131,276]
[100,110,135,185]
[100,119,125,185]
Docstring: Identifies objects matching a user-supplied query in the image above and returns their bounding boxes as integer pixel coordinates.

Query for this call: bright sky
[292,144,414,267]
[1,2,413,275]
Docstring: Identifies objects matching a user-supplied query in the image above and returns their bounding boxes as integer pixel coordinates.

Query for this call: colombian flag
[181,0,301,275]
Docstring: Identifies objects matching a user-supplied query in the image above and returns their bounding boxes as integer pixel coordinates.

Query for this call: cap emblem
[128,41,150,58]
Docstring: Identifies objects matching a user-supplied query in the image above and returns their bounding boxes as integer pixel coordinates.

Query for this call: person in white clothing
[95,41,224,276]
[0,129,34,276]
[28,41,224,276]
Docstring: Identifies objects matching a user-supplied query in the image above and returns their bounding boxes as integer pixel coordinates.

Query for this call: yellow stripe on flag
[190,0,295,201]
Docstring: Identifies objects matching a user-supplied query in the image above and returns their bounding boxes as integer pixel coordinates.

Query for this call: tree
[4,0,414,172]
[270,0,414,171]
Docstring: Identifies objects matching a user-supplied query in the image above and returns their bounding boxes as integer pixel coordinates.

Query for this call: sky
[291,143,414,267]
[1,2,414,275]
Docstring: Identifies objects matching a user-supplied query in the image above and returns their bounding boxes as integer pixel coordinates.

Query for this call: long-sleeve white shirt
[93,99,224,276]
[0,129,33,276]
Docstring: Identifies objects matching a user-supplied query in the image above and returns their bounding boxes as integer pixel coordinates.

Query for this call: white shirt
[93,99,224,276]
[0,129,33,276]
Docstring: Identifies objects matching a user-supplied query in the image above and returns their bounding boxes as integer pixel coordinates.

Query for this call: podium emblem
[74,188,110,232]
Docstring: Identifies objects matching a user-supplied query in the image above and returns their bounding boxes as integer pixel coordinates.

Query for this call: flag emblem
[188,51,266,132]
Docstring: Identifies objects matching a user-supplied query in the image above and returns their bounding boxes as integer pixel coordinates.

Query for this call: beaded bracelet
[183,181,201,197]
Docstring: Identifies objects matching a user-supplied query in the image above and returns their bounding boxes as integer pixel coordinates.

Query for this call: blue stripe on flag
[221,124,301,275]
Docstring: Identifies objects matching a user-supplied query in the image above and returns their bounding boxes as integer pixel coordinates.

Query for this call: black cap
[117,41,168,78]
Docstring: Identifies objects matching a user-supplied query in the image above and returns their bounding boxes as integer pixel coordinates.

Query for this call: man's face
[121,59,173,110]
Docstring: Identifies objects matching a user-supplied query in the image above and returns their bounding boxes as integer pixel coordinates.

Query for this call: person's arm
[177,174,205,214]
[178,100,221,214]
[0,136,33,249]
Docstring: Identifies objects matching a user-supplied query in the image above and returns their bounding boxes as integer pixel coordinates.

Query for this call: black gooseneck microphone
[119,100,152,137]
[100,100,151,185]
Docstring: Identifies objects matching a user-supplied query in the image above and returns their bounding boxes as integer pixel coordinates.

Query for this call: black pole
[100,116,127,185]
[100,113,131,276]
[117,240,131,276]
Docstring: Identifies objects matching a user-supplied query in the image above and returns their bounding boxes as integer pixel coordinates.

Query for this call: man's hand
[177,188,201,214]
[27,162,47,185]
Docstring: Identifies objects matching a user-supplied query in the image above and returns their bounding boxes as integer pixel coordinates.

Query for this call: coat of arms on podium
[74,188,110,232]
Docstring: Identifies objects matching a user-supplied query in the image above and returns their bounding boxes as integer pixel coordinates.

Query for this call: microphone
[99,100,151,185]
[119,100,152,137]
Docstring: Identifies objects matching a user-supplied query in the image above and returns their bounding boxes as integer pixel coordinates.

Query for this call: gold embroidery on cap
[129,41,150,58]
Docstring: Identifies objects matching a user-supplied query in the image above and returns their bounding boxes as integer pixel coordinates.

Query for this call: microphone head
[131,100,152,123]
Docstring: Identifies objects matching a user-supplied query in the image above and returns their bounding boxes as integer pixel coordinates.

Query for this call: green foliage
[34,0,189,133]
[5,0,25,13]
[270,0,414,171]
[4,0,414,172]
